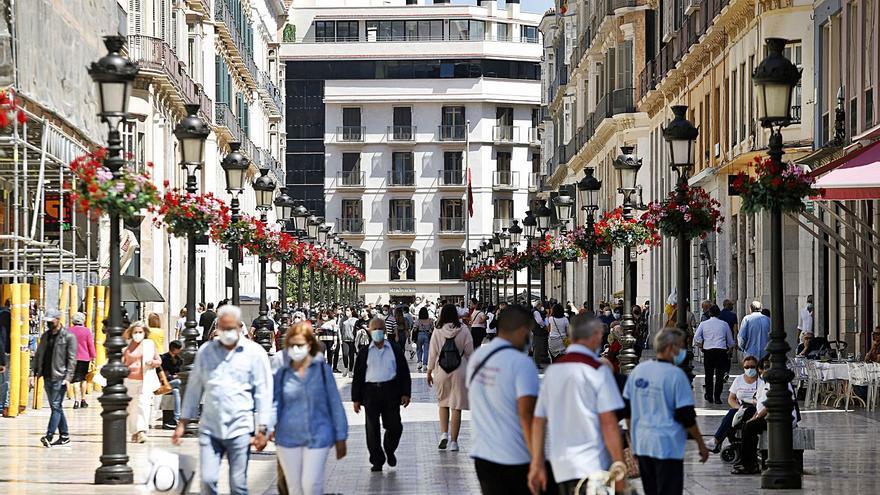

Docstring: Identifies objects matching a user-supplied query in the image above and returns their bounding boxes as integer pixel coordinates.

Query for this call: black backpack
[438,336,462,373]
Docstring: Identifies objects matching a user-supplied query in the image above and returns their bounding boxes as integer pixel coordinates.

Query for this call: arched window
[389,250,416,281]
[439,249,464,280]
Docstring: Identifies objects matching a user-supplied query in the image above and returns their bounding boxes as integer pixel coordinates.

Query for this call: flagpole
[465,118,471,302]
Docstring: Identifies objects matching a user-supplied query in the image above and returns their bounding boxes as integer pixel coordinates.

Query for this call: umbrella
[101,275,165,302]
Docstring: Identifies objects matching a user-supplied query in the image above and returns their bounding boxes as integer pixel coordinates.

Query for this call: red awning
[812,140,880,200]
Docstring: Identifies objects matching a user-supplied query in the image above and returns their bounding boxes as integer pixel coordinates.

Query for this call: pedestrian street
[2,354,880,495]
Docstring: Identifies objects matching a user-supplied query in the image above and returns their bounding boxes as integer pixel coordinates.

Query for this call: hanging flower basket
[732,156,822,213]
[69,149,160,220]
[243,220,279,259]
[641,184,723,242]
[210,213,260,248]
[156,188,229,237]
[569,225,610,255]
[0,90,27,129]
[595,207,660,249]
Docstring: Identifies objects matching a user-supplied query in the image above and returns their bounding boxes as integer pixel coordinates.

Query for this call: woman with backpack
[427,304,474,452]
[413,307,434,372]
[546,303,570,361]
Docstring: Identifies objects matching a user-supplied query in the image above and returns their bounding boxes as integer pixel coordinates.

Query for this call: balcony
[242,137,262,168]
[387,170,416,188]
[528,127,540,145]
[528,172,540,192]
[215,102,242,143]
[338,217,365,235]
[337,171,365,188]
[387,125,416,142]
[261,149,283,182]
[337,126,365,142]
[388,217,416,234]
[492,126,518,143]
[439,217,465,233]
[492,170,519,189]
[576,88,636,151]
[438,169,465,188]
[127,35,212,122]
[438,125,467,142]
[214,0,259,89]
[257,70,283,118]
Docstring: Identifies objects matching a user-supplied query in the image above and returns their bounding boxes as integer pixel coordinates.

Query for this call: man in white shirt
[528,316,625,495]
[468,305,540,495]
[694,304,736,404]
[797,295,813,342]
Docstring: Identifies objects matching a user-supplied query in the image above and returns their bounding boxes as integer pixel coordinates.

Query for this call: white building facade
[280,0,542,306]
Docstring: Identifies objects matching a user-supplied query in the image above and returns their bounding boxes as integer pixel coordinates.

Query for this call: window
[391,152,414,185]
[865,0,875,127]
[450,19,485,41]
[617,41,633,91]
[341,199,363,233]
[441,106,466,139]
[496,107,514,140]
[389,200,415,233]
[389,249,416,280]
[497,23,511,41]
[442,152,463,185]
[392,107,413,139]
[496,151,513,185]
[494,198,513,220]
[284,59,541,81]
[336,20,358,42]
[440,199,464,231]
[783,42,803,122]
[341,153,361,185]
[440,250,465,280]
[315,21,335,42]
[341,107,362,140]
[368,19,443,41]
[521,25,538,43]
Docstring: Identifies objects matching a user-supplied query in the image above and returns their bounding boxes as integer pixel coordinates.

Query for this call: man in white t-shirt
[467,305,539,495]
[528,316,625,495]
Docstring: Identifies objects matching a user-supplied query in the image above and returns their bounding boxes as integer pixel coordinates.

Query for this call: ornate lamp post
[663,105,699,379]
[174,104,210,435]
[480,241,490,303]
[499,228,511,303]
[252,169,277,352]
[289,205,309,310]
[753,37,802,490]
[315,223,330,313]
[535,200,552,304]
[491,234,502,304]
[522,211,537,306]
[553,193,574,302]
[508,219,522,304]
[221,143,249,305]
[274,190,295,327]
[577,168,602,313]
[90,35,138,486]
[305,214,320,309]
[612,146,643,375]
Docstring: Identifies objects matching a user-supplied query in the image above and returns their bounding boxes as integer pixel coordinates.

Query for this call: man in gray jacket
[33,309,77,447]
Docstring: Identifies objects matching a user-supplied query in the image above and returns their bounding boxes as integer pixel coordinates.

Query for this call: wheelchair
[719,404,757,464]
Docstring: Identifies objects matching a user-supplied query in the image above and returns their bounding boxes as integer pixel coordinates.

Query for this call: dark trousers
[341,341,356,371]
[637,457,684,495]
[714,405,756,441]
[44,378,69,438]
[471,327,487,349]
[532,328,549,366]
[363,383,403,467]
[474,458,531,495]
[740,417,767,469]
[703,349,730,401]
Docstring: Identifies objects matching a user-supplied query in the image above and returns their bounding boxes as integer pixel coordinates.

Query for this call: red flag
[467,169,474,217]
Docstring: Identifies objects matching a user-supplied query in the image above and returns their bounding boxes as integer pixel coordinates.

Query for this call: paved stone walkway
[2,352,880,494]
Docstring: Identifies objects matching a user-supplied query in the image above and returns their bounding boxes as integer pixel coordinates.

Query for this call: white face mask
[218,329,239,346]
[132,333,145,343]
[288,344,309,362]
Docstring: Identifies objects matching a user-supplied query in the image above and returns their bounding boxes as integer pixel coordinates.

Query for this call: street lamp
[612,146,642,375]
[90,34,139,486]
[535,200,552,304]
[173,103,210,436]
[522,211,537,306]
[508,219,522,303]
[290,205,309,310]
[753,37,802,490]
[553,193,574,230]
[500,229,511,303]
[663,105,699,380]
[221,143,249,305]
[252,169,277,352]
[274,190,295,328]
[578,168,602,313]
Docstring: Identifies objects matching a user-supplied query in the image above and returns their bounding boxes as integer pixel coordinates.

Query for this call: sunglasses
[743,366,756,370]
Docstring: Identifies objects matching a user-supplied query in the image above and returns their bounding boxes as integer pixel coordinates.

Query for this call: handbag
[154,369,172,396]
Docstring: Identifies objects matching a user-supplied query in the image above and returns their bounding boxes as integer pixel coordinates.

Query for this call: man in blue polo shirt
[624,327,709,495]
[467,305,540,495]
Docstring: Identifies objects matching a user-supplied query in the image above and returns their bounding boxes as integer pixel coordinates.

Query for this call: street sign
[598,253,612,266]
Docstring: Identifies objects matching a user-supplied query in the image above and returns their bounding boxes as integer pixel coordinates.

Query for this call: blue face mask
[371,330,385,343]
[673,348,687,366]
[745,368,758,378]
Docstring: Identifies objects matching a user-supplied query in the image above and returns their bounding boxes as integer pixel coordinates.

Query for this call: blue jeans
[416,332,430,366]
[0,354,9,408]
[44,378,69,438]
[199,433,251,495]
[169,378,181,421]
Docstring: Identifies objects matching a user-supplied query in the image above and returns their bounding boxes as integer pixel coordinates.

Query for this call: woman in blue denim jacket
[272,321,348,495]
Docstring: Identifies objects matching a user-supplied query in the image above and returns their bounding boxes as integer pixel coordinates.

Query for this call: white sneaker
[438,432,448,450]
[448,440,459,452]
[417,364,422,372]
